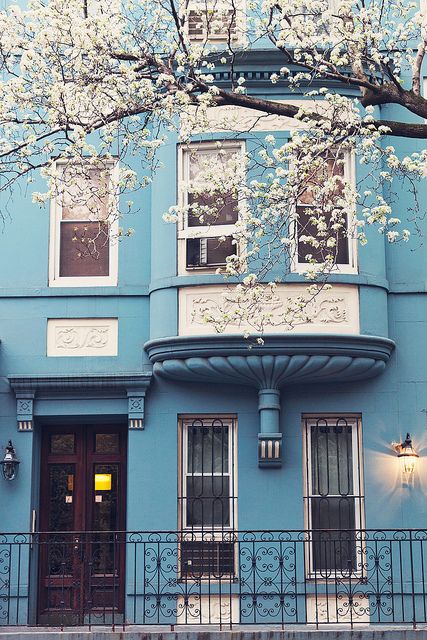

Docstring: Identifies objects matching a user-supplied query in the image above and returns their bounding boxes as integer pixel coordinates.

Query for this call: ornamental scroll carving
[190,295,347,328]
[47,318,118,356]
[179,285,359,336]
[55,326,109,350]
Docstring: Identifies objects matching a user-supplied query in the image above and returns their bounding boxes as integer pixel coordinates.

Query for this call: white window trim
[291,151,358,275]
[302,414,365,579]
[179,414,238,532]
[178,414,238,579]
[177,141,245,275]
[48,160,119,288]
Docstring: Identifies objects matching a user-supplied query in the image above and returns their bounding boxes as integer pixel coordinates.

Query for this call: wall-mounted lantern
[1,440,20,481]
[392,433,419,484]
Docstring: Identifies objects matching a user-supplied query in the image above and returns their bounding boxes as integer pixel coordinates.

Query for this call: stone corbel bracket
[145,334,395,468]
[128,391,146,430]
[8,372,153,432]
[16,392,35,432]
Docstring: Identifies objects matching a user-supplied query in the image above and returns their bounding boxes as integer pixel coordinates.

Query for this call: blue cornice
[148,273,390,294]
[145,334,395,389]
[8,372,153,431]
[8,372,152,393]
[203,49,363,96]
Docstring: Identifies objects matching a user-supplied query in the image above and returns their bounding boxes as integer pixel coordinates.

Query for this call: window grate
[303,415,364,577]
[179,416,237,578]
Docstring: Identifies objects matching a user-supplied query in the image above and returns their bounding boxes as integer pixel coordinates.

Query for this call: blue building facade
[0,38,427,628]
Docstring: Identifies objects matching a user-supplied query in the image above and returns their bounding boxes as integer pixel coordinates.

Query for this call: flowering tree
[1,0,427,331]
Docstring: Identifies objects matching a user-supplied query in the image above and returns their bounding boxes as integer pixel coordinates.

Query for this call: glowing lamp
[393,433,419,484]
[94,473,112,491]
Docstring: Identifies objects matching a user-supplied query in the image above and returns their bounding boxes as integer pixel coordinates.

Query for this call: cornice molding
[8,372,153,431]
[205,49,363,94]
[8,372,152,392]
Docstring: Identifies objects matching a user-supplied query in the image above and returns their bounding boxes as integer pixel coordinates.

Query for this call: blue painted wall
[0,51,426,626]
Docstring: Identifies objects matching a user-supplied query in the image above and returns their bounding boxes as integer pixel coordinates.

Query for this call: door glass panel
[95,433,119,454]
[91,463,118,575]
[50,434,75,454]
[48,464,75,576]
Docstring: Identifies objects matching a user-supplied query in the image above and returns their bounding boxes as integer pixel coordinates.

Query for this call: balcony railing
[1,529,427,628]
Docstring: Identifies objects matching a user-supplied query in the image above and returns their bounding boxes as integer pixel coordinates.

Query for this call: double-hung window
[303,415,364,577]
[185,0,244,44]
[178,142,242,275]
[294,151,357,273]
[49,161,118,287]
[179,415,237,578]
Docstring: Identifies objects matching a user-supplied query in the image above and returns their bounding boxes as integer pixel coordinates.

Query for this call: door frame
[37,423,128,624]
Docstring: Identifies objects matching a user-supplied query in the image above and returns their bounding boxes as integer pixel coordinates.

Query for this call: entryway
[38,425,127,625]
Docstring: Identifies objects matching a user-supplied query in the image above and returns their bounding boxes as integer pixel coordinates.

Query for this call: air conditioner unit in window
[187,8,237,42]
[181,540,235,577]
[186,236,236,268]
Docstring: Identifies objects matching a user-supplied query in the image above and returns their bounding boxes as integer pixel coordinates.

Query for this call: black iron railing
[1,529,427,627]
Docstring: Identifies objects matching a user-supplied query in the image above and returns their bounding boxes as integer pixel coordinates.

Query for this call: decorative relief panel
[179,285,359,336]
[47,318,118,357]
[185,100,337,135]
[306,595,370,624]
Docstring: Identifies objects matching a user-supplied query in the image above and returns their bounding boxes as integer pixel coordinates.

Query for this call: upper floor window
[294,151,357,274]
[177,141,243,275]
[49,161,118,287]
[303,415,364,577]
[178,415,237,578]
[185,0,244,45]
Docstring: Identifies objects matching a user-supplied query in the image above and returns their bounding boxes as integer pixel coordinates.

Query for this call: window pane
[91,463,119,575]
[311,496,356,572]
[59,221,109,277]
[187,148,239,226]
[186,476,230,526]
[299,155,345,206]
[61,167,109,221]
[311,423,353,496]
[188,424,229,473]
[188,8,237,43]
[186,236,236,268]
[188,193,238,226]
[95,433,119,454]
[297,206,349,265]
[48,464,75,532]
[50,434,75,454]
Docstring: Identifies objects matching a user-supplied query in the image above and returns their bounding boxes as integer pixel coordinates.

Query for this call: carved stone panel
[179,284,359,336]
[184,100,337,135]
[47,318,118,357]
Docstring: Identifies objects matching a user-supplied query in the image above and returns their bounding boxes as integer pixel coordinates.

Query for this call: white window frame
[292,151,358,275]
[179,414,237,532]
[49,159,119,287]
[302,414,365,579]
[178,414,238,578]
[177,141,244,276]
[185,0,246,46]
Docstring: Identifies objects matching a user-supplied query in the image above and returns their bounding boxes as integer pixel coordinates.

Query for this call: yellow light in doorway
[94,473,112,491]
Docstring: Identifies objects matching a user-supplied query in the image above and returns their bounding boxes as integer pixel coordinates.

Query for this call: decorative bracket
[16,392,35,432]
[127,390,146,430]
[258,433,282,468]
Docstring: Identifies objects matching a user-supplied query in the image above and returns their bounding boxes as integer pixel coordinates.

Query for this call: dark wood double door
[38,425,127,625]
